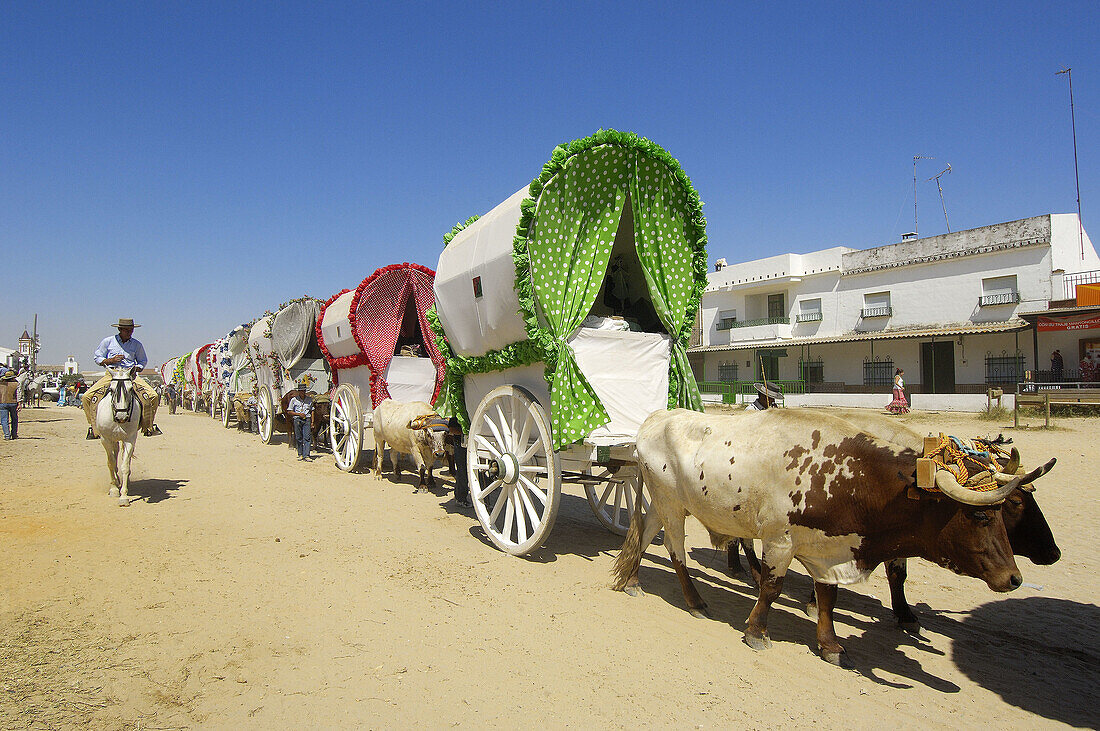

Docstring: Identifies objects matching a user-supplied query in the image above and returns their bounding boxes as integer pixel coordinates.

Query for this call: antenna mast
[928,163,952,233]
[1056,67,1085,259]
[913,156,935,238]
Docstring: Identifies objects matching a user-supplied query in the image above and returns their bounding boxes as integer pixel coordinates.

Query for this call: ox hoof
[742,632,771,651]
[118,497,131,507]
[804,601,818,618]
[897,618,921,634]
[820,648,850,667]
[623,584,644,598]
[109,487,120,498]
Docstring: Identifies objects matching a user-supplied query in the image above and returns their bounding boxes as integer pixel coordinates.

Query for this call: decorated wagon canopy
[432,130,707,448]
[185,343,213,391]
[318,263,445,407]
[249,296,330,395]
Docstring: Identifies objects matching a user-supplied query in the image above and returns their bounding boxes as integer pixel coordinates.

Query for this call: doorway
[920,340,956,393]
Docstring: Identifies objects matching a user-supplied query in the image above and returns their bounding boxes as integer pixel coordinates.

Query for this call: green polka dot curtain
[628,150,704,412]
[528,145,702,448]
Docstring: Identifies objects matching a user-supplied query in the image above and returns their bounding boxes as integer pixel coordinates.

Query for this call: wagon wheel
[222,392,233,428]
[468,385,561,556]
[584,467,650,536]
[257,386,275,444]
[190,392,199,411]
[329,383,362,471]
[209,390,219,418]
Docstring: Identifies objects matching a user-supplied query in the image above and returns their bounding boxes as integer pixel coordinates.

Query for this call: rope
[924,433,1007,493]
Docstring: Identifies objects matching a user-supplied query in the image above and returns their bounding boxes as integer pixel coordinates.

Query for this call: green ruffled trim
[443,215,481,247]
[434,128,709,442]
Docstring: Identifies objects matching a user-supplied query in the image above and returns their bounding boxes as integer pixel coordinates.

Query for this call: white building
[691,213,1100,407]
[64,356,79,375]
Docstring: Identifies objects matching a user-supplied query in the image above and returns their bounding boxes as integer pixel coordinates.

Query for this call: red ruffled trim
[191,343,213,390]
[317,288,352,387]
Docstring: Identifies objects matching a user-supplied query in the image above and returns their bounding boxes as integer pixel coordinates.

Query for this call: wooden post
[1014,394,1020,428]
[1044,392,1050,428]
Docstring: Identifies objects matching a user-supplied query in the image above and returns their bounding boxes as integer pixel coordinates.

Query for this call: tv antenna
[928,163,952,233]
[913,156,935,238]
[1056,67,1085,259]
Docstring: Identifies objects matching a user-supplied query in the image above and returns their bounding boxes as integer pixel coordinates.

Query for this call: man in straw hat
[746,382,782,411]
[83,317,161,439]
[286,377,314,461]
[0,370,19,439]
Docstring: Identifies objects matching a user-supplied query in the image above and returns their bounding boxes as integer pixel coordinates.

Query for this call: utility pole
[913,156,935,238]
[31,313,38,372]
[1056,67,1085,260]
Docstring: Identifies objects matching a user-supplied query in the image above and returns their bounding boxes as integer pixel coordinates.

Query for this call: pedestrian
[0,371,19,439]
[166,382,178,414]
[1051,350,1064,382]
[746,382,781,410]
[58,383,67,407]
[287,380,314,461]
[886,367,910,414]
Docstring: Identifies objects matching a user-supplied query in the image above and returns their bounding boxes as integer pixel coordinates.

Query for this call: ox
[613,408,1054,664]
[372,399,449,490]
[729,410,1061,630]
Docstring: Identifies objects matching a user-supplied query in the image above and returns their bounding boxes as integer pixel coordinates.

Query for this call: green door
[920,341,956,393]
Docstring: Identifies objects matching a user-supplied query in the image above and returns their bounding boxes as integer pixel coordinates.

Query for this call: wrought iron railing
[727,316,790,328]
[715,318,737,331]
[979,292,1021,306]
[795,312,822,322]
[1063,269,1100,300]
[860,306,892,318]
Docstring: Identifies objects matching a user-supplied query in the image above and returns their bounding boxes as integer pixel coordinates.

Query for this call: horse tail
[612,473,648,591]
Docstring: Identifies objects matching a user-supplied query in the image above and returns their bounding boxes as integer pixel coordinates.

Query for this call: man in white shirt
[84,318,161,439]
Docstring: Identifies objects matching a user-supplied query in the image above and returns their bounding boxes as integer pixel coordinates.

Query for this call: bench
[1014,387,1100,427]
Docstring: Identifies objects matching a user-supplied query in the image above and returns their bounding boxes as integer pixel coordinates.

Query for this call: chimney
[714,258,728,271]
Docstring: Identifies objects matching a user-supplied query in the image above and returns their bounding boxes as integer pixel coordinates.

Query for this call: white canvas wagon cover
[272,299,322,369]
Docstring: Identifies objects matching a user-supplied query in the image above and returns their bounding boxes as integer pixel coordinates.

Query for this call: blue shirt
[94,335,148,369]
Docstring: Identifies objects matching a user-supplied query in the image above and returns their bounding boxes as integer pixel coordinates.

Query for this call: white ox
[372,399,449,490]
[614,408,1051,664]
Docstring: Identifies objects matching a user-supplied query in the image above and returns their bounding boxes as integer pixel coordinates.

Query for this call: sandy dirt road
[1,403,1097,729]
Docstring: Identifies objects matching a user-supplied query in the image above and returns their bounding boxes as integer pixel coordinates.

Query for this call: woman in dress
[886,367,909,414]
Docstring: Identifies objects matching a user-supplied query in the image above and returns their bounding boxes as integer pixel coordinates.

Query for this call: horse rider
[84,318,162,439]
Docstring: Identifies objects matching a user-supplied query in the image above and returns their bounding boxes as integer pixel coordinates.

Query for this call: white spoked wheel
[584,466,650,536]
[468,385,560,557]
[210,390,218,418]
[257,387,274,444]
[222,392,233,428]
[329,383,362,472]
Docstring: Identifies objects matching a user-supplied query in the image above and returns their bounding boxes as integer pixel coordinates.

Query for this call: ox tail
[611,472,648,591]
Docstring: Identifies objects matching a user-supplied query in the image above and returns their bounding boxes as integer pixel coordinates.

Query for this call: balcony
[725,317,793,343]
[860,306,892,318]
[729,316,790,328]
[979,292,1021,307]
[715,318,737,331]
[795,312,822,323]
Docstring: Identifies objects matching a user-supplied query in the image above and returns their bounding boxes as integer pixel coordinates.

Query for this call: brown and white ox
[726,410,1061,631]
[613,408,1055,664]
[372,399,449,490]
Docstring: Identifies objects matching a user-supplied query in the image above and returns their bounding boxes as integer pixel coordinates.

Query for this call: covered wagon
[247,297,332,444]
[184,343,214,411]
[432,130,707,555]
[218,323,257,428]
[318,263,446,471]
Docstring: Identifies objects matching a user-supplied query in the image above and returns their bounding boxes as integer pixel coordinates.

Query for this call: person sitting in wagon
[83,318,162,439]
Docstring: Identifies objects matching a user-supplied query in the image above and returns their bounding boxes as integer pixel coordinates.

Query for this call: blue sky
[2,1,1097,366]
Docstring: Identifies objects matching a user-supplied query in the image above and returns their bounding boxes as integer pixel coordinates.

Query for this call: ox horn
[998,447,1020,476]
[937,458,1056,504]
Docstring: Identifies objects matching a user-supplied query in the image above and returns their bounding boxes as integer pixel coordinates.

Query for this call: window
[715,309,737,331]
[863,357,894,386]
[799,357,824,383]
[717,361,739,382]
[796,298,822,323]
[980,275,1020,306]
[985,352,1025,384]
[768,293,785,320]
[862,292,892,318]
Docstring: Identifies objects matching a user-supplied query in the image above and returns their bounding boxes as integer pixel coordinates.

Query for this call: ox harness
[916,434,1015,496]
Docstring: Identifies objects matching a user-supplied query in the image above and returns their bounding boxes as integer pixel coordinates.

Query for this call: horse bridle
[110,374,138,423]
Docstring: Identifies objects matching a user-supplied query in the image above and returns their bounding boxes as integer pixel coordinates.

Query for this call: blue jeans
[0,403,17,439]
[293,416,311,458]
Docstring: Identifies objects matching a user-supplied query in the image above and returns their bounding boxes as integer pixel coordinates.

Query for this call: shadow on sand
[126,478,188,504]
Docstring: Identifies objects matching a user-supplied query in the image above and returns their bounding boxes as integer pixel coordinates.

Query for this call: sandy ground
[0,402,1097,729]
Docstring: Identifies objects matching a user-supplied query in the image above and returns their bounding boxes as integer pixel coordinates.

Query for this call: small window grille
[717,362,739,383]
[863,358,894,386]
[985,352,1025,384]
[799,358,824,384]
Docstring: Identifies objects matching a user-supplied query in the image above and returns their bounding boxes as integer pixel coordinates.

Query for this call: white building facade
[691,214,1100,408]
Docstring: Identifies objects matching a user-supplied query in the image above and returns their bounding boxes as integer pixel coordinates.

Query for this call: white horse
[93,366,143,507]
[26,374,47,407]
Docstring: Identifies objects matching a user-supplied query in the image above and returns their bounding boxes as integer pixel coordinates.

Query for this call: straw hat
[0,371,16,381]
[753,382,782,400]
[111,318,141,329]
